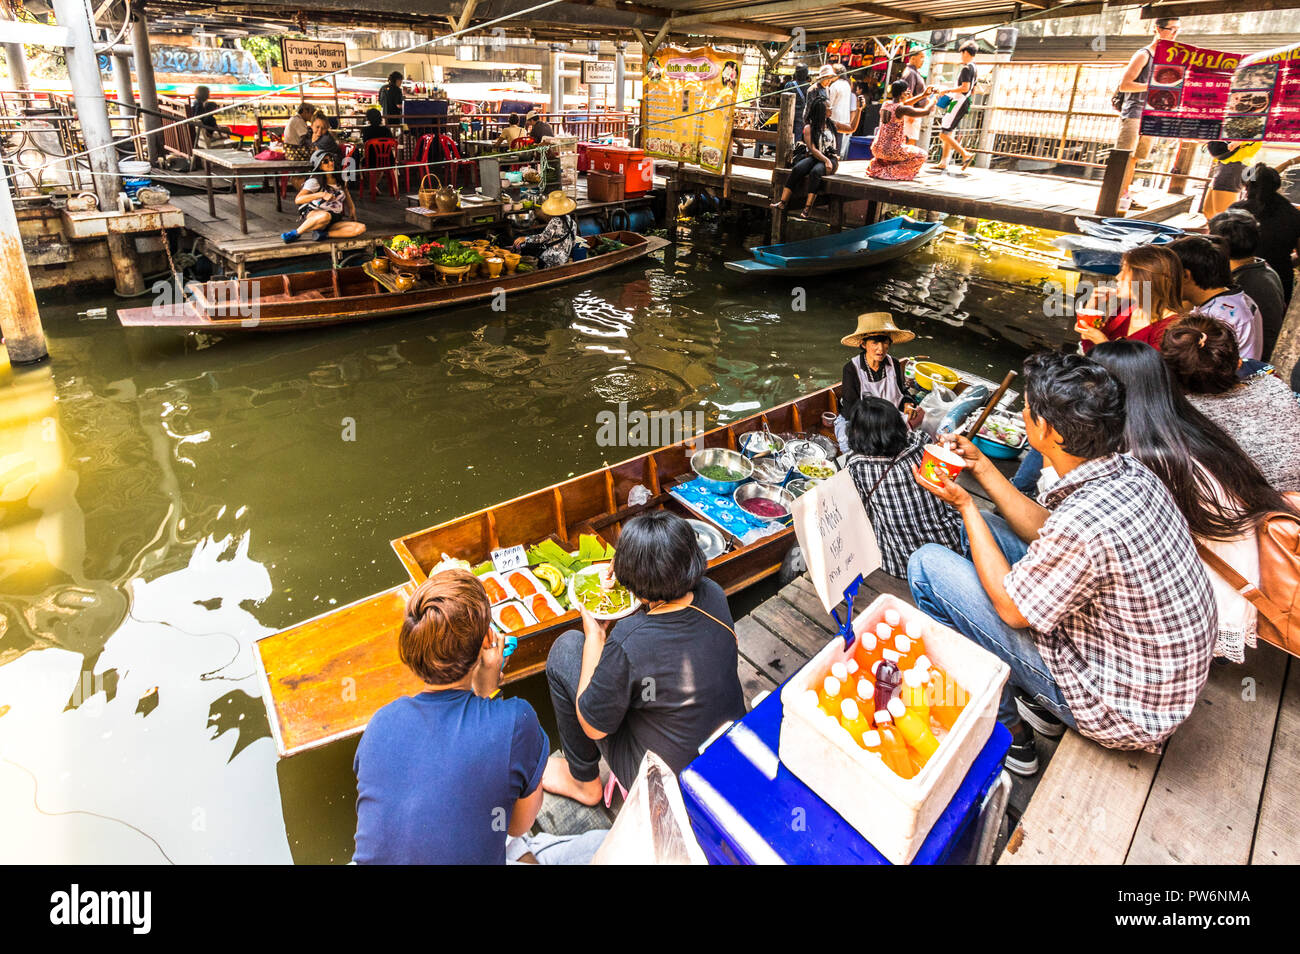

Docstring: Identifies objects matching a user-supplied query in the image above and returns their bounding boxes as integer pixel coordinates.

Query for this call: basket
[284,142,310,162]
[418,173,439,211]
[384,245,437,272]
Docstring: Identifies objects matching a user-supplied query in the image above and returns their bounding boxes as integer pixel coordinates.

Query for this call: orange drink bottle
[873,710,916,779]
[839,697,872,747]
[901,667,930,720]
[854,675,875,712]
[830,661,850,690]
[884,608,903,642]
[853,630,881,672]
[862,729,883,759]
[893,634,923,671]
[845,657,861,686]
[929,666,968,730]
[818,675,844,720]
[888,697,940,764]
[905,617,928,653]
[875,622,895,652]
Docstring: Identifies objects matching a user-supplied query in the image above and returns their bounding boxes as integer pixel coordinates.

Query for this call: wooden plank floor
[667,161,1193,234]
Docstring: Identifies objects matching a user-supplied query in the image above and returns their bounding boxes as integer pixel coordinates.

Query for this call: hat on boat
[841,312,916,347]
[816,64,836,80]
[540,190,576,216]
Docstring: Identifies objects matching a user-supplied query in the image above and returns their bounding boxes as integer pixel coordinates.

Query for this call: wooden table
[402,198,506,232]
[192,146,311,234]
[460,138,505,157]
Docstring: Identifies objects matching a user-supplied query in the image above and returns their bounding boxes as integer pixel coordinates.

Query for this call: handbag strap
[684,603,737,641]
[1195,540,1289,627]
[857,447,910,503]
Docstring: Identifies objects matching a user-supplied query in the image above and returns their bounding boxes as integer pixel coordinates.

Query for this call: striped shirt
[1003,454,1217,751]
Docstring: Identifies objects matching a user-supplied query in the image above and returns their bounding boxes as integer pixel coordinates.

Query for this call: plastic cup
[920,443,966,486]
[1075,307,1105,330]
[822,411,837,429]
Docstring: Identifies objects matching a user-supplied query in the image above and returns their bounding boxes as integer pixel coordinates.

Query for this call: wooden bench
[1000,642,1298,865]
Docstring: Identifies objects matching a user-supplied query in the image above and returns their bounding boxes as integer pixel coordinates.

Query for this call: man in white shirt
[283,103,316,148]
[827,64,854,154]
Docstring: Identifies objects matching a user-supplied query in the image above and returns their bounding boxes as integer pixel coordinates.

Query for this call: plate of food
[569,563,641,621]
[1228,89,1271,115]
[1151,65,1184,86]
[1146,88,1179,111]
[1231,64,1277,91]
[1224,114,1267,140]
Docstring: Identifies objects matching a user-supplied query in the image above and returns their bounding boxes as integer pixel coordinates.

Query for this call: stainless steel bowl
[686,518,727,560]
[739,429,785,459]
[690,447,754,495]
[784,478,813,498]
[751,458,789,486]
[733,482,795,523]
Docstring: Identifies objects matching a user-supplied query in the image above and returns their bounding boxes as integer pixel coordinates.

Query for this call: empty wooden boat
[254,384,845,757]
[117,231,668,331]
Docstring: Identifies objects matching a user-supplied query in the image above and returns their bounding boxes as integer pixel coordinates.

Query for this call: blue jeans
[906,513,1076,730]
[1011,447,1043,496]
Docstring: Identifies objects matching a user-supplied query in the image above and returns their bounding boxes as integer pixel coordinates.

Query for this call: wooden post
[1096,148,1130,217]
[1168,139,1196,195]
[664,173,678,241]
[769,90,795,244]
[0,178,48,364]
[1056,64,1082,162]
[1270,288,1300,389]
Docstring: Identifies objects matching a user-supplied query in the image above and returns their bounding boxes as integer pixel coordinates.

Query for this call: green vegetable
[699,464,743,481]
[573,569,633,616]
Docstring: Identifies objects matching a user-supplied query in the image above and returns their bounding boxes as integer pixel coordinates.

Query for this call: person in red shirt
[1077,244,1186,352]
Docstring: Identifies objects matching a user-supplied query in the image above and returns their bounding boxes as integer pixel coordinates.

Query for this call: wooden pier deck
[665,160,1194,235]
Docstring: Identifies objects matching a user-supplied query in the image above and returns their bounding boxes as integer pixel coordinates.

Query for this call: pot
[371,256,389,272]
[502,250,521,274]
[486,257,504,278]
[393,271,416,292]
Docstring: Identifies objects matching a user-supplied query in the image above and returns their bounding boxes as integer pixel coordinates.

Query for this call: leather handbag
[1196,494,1300,657]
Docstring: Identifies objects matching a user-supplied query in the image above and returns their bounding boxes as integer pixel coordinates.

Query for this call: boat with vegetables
[253,384,851,757]
[116,231,668,332]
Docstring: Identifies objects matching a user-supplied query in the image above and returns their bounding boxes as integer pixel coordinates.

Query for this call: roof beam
[803,1,1124,41]
[670,0,851,25]
[843,3,928,23]
[1138,0,1293,16]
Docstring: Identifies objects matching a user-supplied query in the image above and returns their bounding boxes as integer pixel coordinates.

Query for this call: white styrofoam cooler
[778,593,1009,865]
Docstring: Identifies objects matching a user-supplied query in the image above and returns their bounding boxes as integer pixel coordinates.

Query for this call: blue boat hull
[724,216,944,276]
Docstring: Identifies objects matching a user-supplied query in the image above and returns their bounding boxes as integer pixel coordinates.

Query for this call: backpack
[1197,493,1300,656]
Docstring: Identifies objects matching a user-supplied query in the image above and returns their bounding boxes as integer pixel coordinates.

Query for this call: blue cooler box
[681,688,1011,864]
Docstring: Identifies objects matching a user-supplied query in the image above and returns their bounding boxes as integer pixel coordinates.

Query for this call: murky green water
[0,216,1073,864]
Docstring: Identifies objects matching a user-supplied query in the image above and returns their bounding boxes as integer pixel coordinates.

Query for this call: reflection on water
[0,218,1072,863]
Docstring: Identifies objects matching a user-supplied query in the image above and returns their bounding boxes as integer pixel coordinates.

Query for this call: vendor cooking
[834,312,923,451]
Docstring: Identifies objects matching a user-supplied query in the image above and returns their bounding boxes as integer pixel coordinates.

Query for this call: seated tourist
[282,150,366,243]
[353,569,605,864]
[360,107,392,144]
[1090,339,1298,662]
[1168,235,1263,360]
[544,510,746,806]
[511,190,578,267]
[309,113,342,165]
[282,102,316,149]
[867,80,935,182]
[1161,314,1300,492]
[1077,244,1186,351]
[1208,209,1286,360]
[495,113,527,148]
[908,351,1217,776]
[845,397,963,577]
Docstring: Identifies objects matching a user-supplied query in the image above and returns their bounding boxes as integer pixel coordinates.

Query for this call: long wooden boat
[116,231,669,332]
[724,216,943,276]
[254,384,846,757]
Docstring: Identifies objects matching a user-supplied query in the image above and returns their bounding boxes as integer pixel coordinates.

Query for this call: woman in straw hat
[512,190,578,268]
[835,312,921,450]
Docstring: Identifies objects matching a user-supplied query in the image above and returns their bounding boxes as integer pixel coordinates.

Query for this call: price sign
[280,38,348,75]
[490,545,528,573]
[582,60,615,85]
[790,470,881,613]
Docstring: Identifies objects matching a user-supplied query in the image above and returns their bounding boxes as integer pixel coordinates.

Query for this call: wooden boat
[724,216,944,276]
[254,384,846,757]
[116,231,669,332]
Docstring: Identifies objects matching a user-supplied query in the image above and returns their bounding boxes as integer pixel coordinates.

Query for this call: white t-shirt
[303,177,345,214]
[1191,288,1264,362]
[828,79,852,128]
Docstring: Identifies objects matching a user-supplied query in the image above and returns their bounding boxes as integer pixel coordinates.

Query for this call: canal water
[0,216,1074,864]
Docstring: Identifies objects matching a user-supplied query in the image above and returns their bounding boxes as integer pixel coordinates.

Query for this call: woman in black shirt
[1230,162,1300,303]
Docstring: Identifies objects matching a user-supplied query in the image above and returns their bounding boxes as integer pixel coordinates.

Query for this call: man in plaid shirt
[907,352,1216,776]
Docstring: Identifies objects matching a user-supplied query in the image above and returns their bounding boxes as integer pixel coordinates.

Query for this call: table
[402,198,506,233]
[680,688,1012,865]
[461,137,505,158]
[192,146,311,234]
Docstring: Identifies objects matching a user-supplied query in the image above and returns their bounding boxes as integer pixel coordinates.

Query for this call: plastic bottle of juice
[853,630,881,673]
[872,658,903,705]
[901,667,930,720]
[818,675,844,720]
[888,696,940,764]
[830,660,850,691]
[883,608,903,640]
[904,617,928,656]
[854,675,875,711]
[875,622,894,652]
[928,666,967,730]
[845,657,861,687]
[861,729,883,760]
[873,711,916,778]
[839,697,872,747]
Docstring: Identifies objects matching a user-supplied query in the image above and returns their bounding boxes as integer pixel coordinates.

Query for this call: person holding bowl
[543,511,745,806]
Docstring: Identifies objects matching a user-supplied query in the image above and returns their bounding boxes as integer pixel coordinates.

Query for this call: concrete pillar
[130,3,162,163]
[549,43,564,116]
[0,178,48,364]
[112,52,135,120]
[2,7,32,91]
[615,41,626,112]
[52,0,144,296]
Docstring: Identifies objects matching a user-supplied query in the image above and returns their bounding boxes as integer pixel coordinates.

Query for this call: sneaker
[1005,721,1039,777]
[281,230,299,243]
[1015,693,1066,738]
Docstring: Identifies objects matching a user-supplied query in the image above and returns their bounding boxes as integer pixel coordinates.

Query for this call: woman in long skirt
[868,80,935,182]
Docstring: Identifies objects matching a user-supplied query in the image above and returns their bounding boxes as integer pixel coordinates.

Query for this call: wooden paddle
[963,370,1018,439]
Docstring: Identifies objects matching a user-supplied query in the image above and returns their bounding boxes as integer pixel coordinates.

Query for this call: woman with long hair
[771,90,839,218]
[1077,244,1185,351]
[1230,162,1300,302]
[1089,339,1298,661]
[1161,313,1300,492]
[868,79,935,181]
[282,150,366,243]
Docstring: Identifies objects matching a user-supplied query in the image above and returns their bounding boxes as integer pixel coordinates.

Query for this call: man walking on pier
[1114,17,1181,210]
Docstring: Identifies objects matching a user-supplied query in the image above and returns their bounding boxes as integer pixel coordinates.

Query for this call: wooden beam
[1139,0,1296,17]
[805,1,1117,41]
[454,0,480,32]
[672,0,850,25]
[843,2,926,22]
[759,34,797,69]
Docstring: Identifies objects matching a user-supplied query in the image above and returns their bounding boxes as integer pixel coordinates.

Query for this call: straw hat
[841,312,916,347]
[540,190,576,216]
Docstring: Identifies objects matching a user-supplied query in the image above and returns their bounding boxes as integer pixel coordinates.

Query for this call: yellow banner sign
[643,46,739,172]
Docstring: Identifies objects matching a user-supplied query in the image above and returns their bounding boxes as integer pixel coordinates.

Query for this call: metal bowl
[738,429,785,459]
[690,447,754,495]
[784,478,814,498]
[733,482,795,523]
[794,456,837,483]
[751,458,789,486]
[686,519,727,560]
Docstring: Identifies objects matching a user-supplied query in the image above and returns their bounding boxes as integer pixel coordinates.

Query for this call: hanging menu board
[643,46,740,172]
[1139,39,1300,142]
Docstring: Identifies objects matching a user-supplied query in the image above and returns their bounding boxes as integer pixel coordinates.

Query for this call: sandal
[959,152,976,171]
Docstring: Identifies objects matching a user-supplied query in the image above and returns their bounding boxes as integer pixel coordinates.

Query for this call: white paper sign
[582,61,616,84]
[490,545,528,573]
[790,469,882,614]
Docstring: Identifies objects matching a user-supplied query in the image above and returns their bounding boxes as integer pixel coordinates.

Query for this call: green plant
[432,240,483,267]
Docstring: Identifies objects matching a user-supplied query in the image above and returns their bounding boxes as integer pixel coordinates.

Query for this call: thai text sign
[1140,39,1300,142]
[582,61,615,85]
[791,470,881,614]
[280,38,348,75]
[643,46,740,172]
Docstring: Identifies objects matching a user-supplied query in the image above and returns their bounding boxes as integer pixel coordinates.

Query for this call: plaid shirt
[1003,454,1217,751]
[847,431,964,577]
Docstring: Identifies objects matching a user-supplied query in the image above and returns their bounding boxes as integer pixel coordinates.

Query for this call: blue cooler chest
[681,688,1011,865]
